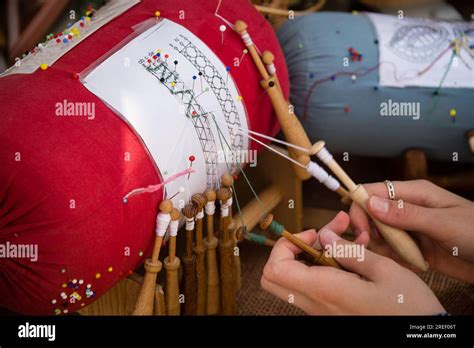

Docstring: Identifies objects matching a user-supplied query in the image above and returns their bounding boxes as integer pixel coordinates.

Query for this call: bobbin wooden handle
[181,254,197,315]
[281,231,341,269]
[194,244,207,315]
[205,236,220,315]
[164,256,181,315]
[350,185,428,271]
[133,259,162,315]
[262,79,312,181]
[219,239,236,315]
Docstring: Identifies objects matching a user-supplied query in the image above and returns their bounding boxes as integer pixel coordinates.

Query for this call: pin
[450,108,457,123]
[188,155,196,179]
[192,75,197,92]
[199,71,203,92]
[220,25,226,45]
[40,63,48,71]
[164,54,169,64]
[226,66,231,83]
[174,60,178,72]
[238,49,248,66]
[169,187,185,200]
[155,10,161,18]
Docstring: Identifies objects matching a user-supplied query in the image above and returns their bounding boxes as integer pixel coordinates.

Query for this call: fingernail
[369,196,389,213]
[319,228,340,245]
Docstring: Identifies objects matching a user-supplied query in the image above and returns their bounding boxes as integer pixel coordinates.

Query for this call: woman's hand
[349,180,474,283]
[261,212,445,315]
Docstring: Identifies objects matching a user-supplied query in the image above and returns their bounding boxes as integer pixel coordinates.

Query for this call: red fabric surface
[0,0,288,315]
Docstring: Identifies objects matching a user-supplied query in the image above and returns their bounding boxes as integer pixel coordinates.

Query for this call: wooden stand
[79,273,165,315]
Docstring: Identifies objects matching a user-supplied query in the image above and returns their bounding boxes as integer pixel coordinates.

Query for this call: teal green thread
[269,220,284,236]
[248,233,267,245]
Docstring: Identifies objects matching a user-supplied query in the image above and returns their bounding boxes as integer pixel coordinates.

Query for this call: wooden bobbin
[467,130,474,154]
[234,20,269,81]
[221,174,241,292]
[164,208,181,316]
[259,213,341,269]
[262,50,282,95]
[217,187,236,315]
[203,188,220,315]
[237,227,276,247]
[311,141,428,272]
[181,203,197,315]
[219,223,237,315]
[192,193,208,315]
[260,78,312,181]
[133,199,173,315]
[235,20,312,181]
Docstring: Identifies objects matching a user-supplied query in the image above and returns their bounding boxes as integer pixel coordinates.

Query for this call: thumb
[367,195,442,239]
[319,228,396,281]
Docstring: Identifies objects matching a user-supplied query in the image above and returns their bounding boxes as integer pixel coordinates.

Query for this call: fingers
[348,203,371,246]
[269,229,318,263]
[313,211,350,249]
[367,195,447,240]
[362,180,459,208]
[319,227,397,281]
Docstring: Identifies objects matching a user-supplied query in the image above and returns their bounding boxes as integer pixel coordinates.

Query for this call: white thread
[316,147,333,164]
[266,63,276,75]
[212,118,310,153]
[306,161,340,192]
[155,212,171,236]
[196,210,204,219]
[169,219,179,237]
[228,197,233,207]
[241,32,253,47]
[185,217,195,230]
[220,201,230,217]
[205,201,215,215]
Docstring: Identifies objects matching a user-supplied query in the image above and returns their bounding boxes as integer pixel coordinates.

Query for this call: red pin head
[189,155,195,162]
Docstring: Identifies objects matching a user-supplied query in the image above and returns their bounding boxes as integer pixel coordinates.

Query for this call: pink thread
[123,167,195,202]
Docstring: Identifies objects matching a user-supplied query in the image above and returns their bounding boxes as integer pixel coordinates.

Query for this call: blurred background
[0,0,473,72]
